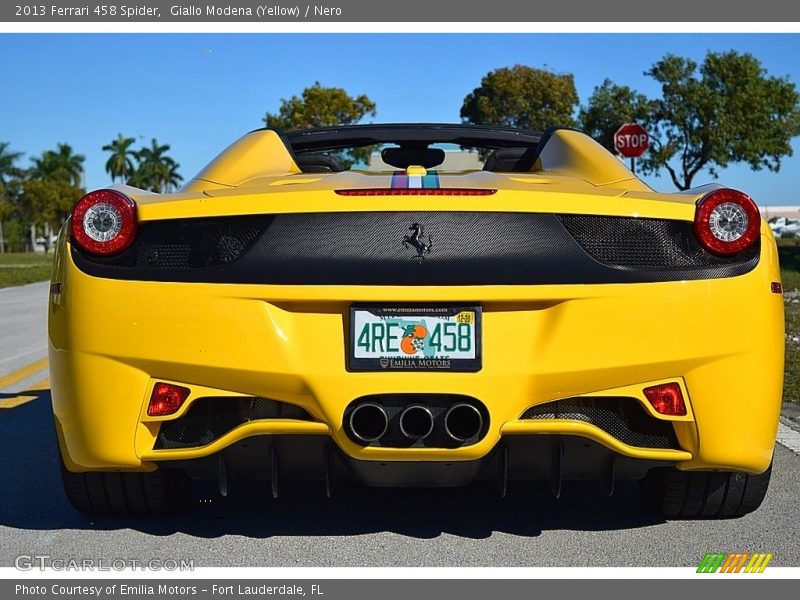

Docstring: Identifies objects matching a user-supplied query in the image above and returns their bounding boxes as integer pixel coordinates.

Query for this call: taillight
[643,383,687,416]
[71,189,138,255]
[693,188,760,256]
[147,382,190,417]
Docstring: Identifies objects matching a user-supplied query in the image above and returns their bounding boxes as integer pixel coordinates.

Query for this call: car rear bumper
[49,233,784,479]
[161,435,677,491]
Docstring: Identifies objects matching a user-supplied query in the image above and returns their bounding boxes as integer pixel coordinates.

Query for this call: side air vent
[521,396,680,450]
[155,396,315,450]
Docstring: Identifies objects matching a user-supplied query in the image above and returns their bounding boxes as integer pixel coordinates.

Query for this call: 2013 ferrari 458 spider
[49,124,784,517]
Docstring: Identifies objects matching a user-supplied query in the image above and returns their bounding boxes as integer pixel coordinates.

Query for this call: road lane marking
[0,377,50,409]
[777,422,800,456]
[0,347,48,368]
[0,357,48,390]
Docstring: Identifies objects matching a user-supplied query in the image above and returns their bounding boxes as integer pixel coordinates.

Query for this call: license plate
[349,305,482,372]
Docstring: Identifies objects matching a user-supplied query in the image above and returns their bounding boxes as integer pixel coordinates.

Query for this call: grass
[781,239,800,403]
[0,252,53,289]
[777,237,800,292]
[785,298,800,404]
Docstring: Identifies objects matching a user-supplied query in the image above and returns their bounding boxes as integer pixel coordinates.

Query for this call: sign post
[614,123,649,173]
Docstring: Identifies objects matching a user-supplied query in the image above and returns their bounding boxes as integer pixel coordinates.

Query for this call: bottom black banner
[2,579,793,600]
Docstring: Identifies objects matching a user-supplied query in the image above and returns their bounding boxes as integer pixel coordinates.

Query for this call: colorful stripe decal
[423,171,440,189]
[391,172,408,189]
[391,171,440,189]
[697,552,774,573]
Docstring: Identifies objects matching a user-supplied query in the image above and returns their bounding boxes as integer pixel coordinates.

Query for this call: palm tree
[134,138,182,193]
[102,134,137,183]
[127,166,148,190]
[31,143,85,187]
[0,142,23,185]
[164,160,183,192]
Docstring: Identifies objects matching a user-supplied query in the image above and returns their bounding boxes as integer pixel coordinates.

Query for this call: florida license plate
[349,305,482,372]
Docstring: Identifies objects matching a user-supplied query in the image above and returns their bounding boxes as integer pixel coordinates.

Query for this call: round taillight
[71,189,138,255]
[693,188,760,256]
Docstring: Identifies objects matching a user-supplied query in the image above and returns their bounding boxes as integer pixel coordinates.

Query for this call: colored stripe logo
[391,171,440,189]
[697,552,773,573]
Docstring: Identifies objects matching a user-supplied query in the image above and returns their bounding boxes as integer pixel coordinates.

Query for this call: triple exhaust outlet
[348,402,388,442]
[348,401,484,444]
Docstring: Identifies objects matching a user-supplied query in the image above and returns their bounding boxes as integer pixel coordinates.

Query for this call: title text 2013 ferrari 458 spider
[49,124,784,518]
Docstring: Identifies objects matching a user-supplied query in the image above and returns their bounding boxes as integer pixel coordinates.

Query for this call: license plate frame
[348,304,482,372]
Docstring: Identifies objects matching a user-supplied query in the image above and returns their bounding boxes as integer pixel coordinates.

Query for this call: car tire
[59,456,190,516]
[643,462,771,518]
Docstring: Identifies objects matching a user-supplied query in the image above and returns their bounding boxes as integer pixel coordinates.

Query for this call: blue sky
[1,33,800,204]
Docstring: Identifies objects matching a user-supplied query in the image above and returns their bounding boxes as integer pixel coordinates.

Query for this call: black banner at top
[2,0,800,22]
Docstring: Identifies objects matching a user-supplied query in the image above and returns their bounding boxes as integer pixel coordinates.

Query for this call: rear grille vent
[91,216,273,270]
[73,212,758,285]
[558,214,759,270]
[155,396,314,450]
[521,396,679,449]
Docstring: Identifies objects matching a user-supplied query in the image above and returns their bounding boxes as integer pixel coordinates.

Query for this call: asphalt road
[1,281,799,568]
[0,281,48,379]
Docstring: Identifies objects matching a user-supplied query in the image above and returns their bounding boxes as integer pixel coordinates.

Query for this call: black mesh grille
[559,214,759,270]
[73,212,758,285]
[155,396,315,450]
[520,397,679,449]
[87,216,273,270]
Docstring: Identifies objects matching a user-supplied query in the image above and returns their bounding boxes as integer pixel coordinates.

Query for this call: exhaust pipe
[349,402,388,442]
[399,404,435,440]
[444,403,484,442]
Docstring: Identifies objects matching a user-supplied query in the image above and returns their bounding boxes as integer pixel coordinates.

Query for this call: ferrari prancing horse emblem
[402,222,433,259]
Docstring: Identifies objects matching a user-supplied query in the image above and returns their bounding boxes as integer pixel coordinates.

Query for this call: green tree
[579,79,652,152]
[103,133,137,183]
[460,65,578,131]
[264,82,377,166]
[0,143,24,253]
[127,166,148,190]
[0,219,27,253]
[164,161,183,192]
[19,179,83,253]
[0,142,23,185]
[21,179,82,228]
[31,143,85,187]
[643,51,800,190]
[132,138,182,193]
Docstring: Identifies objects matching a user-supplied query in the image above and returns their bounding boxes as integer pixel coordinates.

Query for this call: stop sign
[614,123,649,158]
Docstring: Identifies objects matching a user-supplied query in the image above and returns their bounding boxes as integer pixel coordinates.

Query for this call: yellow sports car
[49,124,784,518]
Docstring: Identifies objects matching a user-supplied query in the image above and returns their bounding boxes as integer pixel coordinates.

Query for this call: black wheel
[643,462,771,518]
[59,455,190,516]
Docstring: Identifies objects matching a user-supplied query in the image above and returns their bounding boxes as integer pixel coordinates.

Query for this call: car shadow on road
[0,391,667,540]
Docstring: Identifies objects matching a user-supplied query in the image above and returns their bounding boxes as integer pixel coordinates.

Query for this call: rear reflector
[643,383,687,416]
[335,188,497,196]
[147,382,191,417]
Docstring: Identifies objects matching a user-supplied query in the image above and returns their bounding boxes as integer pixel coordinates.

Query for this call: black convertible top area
[273,123,548,172]
[281,123,543,152]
